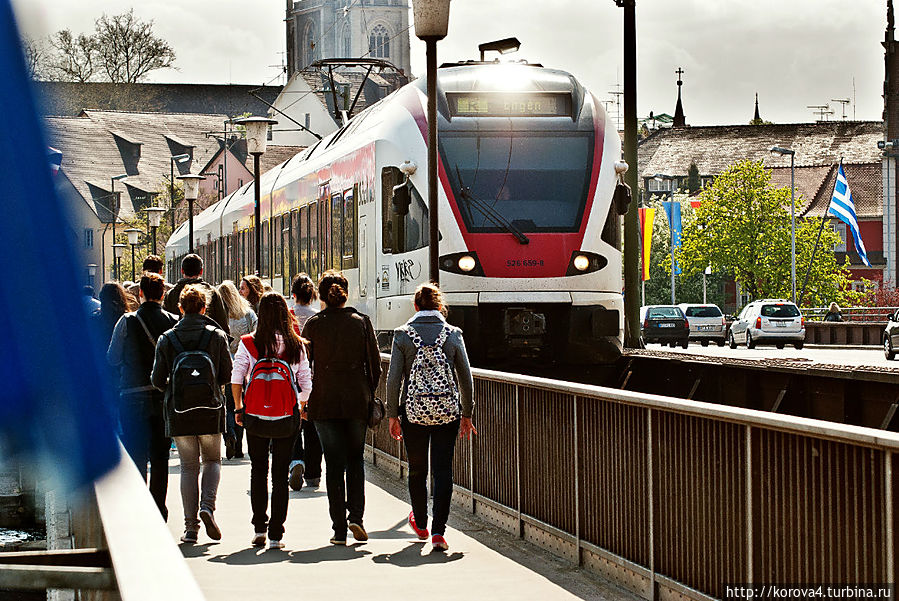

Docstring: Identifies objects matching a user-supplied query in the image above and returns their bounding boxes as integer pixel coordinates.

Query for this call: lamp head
[478,37,521,59]
[112,243,127,259]
[413,0,451,40]
[87,263,97,277]
[176,173,206,201]
[124,228,143,245]
[769,145,794,157]
[111,174,128,182]
[233,116,278,155]
[172,153,191,164]
[145,206,167,228]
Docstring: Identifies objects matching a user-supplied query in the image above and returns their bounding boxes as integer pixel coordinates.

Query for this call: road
[649,342,898,370]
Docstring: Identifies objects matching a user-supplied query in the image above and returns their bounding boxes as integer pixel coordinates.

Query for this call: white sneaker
[268,539,285,550]
[251,532,266,547]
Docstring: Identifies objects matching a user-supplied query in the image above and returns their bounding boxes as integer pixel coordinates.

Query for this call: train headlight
[458,255,477,272]
[573,254,590,271]
[565,251,607,276]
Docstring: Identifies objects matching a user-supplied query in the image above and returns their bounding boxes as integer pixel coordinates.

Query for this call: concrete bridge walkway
[163,450,637,601]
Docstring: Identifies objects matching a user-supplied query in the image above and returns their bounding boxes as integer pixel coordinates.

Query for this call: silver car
[728,299,805,349]
[678,303,726,346]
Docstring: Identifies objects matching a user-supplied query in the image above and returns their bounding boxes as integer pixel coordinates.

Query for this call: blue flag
[828,164,871,267]
[0,1,119,489]
[662,201,682,275]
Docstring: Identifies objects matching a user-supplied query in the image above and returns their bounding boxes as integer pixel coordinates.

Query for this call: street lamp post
[770,146,796,303]
[110,174,127,280]
[112,243,127,281]
[124,228,142,281]
[176,174,206,255]
[145,206,167,255]
[234,116,278,276]
[413,0,451,285]
[169,154,191,232]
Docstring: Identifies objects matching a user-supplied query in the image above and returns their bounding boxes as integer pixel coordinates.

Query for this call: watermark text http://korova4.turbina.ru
[724,585,894,600]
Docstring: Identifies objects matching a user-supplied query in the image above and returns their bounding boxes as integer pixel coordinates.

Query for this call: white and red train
[166,60,625,364]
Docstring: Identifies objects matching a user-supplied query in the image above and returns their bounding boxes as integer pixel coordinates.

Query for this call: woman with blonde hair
[218,280,258,459]
[386,283,476,552]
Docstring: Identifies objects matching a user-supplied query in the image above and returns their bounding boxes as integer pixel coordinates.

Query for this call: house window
[369,25,389,58]
[84,228,94,249]
[833,221,847,252]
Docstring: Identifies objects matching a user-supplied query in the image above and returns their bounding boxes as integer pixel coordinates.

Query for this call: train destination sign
[448,93,572,117]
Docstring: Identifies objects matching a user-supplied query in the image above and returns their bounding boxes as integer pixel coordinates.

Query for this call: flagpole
[798,160,839,306]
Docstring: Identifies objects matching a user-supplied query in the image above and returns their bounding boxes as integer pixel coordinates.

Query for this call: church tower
[286,0,412,78]
[673,67,686,128]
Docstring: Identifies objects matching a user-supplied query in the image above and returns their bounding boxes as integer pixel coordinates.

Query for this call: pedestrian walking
[288,273,321,490]
[239,275,265,314]
[164,254,230,335]
[126,255,174,299]
[107,273,178,520]
[386,283,476,552]
[231,292,312,550]
[93,282,138,349]
[302,270,381,545]
[218,280,258,459]
[151,285,232,544]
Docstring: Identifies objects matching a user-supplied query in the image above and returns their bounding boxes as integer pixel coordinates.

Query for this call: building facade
[286,0,412,78]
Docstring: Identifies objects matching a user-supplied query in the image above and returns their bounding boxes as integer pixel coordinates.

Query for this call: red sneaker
[408,511,429,540]
[431,534,449,552]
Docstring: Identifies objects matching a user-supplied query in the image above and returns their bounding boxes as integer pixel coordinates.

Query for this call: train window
[272,215,281,278]
[381,166,428,254]
[262,220,270,277]
[299,205,309,277]
[248,225,256,274]
[405,185,429,252]
[382,166,400,253]
[309,201,319,278]
[289,209,300,279]
[330,192,343,269]
[342,186,357,269]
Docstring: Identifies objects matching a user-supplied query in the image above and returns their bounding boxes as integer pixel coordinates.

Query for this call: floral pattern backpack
[402,324,460,426]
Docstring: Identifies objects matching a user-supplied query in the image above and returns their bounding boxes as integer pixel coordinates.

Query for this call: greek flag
[828,164,870,267]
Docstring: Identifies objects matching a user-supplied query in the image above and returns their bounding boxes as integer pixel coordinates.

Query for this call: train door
[356,184,376,314]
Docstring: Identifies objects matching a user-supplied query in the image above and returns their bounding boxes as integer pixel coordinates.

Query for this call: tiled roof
[261,145,304,172]
[46,111,236,222]
[36,82,282,117]
[792,162,883,219]
[637,121,883,179]
[298,67,408,122]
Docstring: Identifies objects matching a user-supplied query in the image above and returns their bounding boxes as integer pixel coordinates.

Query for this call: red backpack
[241,334,299,420]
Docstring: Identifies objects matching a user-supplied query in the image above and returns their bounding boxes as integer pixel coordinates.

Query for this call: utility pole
[616,0,641,348]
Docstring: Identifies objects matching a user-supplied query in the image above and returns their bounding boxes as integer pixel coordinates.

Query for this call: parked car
[728,299,805,349]
[678,303,727,347]
[884,309,899,360]
[641,305,690,348]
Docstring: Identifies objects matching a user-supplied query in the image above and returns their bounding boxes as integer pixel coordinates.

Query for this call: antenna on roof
[608,83,623,132]
[830,98,850,120]
[807,104,834,122]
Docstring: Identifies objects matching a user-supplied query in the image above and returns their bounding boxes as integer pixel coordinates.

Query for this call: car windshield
[442,132,593,233]
[761,304,800,318]
[685,306,722,318]
[648,307,682,318]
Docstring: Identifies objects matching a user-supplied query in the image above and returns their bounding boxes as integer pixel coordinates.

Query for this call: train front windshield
[442,132,594,234]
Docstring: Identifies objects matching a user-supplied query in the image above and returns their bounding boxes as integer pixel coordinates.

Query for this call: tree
[94,10,176,83]
[676,160,854,308]
[22,36,50,80]
[687,162,701,195]
[45,10,175,83]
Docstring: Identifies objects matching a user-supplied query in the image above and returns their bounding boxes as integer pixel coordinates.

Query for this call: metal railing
[0,444,204,600]
[803,306,896,322]
[368,358,898,601]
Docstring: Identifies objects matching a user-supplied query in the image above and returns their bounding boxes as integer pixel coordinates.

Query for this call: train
[166,59,626,365]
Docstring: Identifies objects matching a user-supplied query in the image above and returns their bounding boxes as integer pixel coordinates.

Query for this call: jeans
[401,418,460,536]
[224,383,244,456]
[173,434,221,533]
[247,433,294,540]
[314,419,367,536]
[291,419,322,480]
[119,391,171,521]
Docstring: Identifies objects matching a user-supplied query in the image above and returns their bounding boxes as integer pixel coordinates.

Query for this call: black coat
[151,314,232,437]
[112,302,178,391]
[163,277,231,336]
[302,307,381,422]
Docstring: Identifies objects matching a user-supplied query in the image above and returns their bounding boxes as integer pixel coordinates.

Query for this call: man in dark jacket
[107,272,178,520]
[163,254,230,336]
[152,285,232,544]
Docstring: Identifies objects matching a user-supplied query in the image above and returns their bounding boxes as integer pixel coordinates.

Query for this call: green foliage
[687,162,701,194]
[675,160,854,308]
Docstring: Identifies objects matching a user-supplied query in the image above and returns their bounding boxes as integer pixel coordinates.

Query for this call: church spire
[754,93,761,122]
[673,67,686,127]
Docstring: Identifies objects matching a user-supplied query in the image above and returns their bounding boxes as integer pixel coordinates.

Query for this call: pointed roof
[673,67,686,128]
[754,93,761,122]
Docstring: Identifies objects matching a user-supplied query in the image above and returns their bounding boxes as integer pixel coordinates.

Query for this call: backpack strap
[435,324,451,346]
[241,334,258,359]
[198,326,213,352]
[404,325,424,348]
[166,330,185,355]
[133,313,158,348]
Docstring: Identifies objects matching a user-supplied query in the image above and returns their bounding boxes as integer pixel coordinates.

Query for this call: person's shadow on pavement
[371,542,463,567]
[209,543,371,565]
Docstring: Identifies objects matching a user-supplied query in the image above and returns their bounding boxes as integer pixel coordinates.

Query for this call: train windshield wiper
[454,166,529,245]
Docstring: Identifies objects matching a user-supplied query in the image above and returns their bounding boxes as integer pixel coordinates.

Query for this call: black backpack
[165,327,222,414]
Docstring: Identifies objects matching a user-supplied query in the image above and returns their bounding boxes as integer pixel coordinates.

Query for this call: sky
[11,0,887,127]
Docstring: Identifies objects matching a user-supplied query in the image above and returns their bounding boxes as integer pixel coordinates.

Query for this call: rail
[803,306,896,322]
[0,444,204,600]
[368,357,898,601]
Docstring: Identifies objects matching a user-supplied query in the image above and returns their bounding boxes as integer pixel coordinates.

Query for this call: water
[0,527,42,547]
